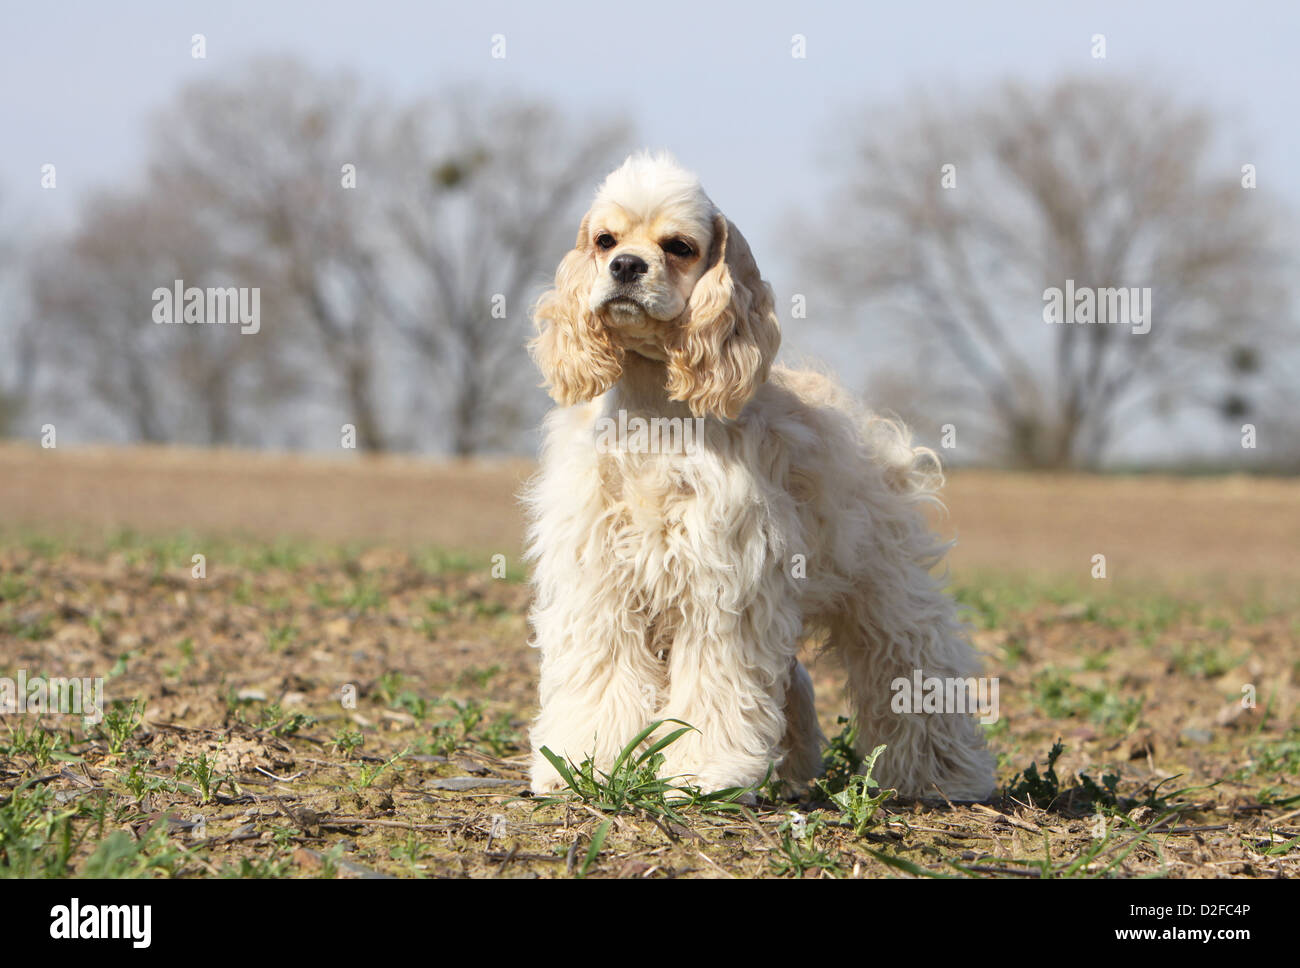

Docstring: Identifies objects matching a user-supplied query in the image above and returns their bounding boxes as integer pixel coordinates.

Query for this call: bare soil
[1,443,1297,878]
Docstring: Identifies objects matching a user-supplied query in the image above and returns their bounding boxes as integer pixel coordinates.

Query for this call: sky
[1,0,1296,458]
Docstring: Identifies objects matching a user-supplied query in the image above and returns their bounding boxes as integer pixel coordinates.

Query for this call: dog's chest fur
[594,448,709,663]
[591,424,783,613]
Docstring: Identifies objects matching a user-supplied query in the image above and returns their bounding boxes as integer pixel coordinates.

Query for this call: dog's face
[582,190,716,356]
[531,153,781,420]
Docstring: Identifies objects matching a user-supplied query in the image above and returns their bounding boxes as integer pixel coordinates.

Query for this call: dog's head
[531,152,781,420]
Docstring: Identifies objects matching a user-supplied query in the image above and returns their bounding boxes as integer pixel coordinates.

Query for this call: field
[1,442,1298,878]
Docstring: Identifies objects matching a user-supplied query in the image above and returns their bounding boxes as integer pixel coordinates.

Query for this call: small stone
[294,847,322,871]
[1126,805,1155,826]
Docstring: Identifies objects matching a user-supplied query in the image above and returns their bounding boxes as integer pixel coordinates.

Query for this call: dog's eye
[662,238,694,258]
[595,233,617,250]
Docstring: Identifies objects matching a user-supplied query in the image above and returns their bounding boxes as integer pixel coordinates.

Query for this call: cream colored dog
[524,152,995,801]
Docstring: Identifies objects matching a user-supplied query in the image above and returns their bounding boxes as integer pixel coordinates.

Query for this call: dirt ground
[1,442,1297,878]
[4,442,1298,586]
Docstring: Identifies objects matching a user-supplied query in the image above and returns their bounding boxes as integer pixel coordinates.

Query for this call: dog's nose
[609,254,648,284]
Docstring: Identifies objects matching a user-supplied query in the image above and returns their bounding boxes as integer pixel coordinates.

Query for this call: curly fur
[524,152,995,801]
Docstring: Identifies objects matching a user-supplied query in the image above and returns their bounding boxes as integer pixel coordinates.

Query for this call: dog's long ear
[530,213,624,406]
[666,213,780,420]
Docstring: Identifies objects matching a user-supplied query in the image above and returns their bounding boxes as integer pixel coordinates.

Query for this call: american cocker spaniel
[524,152,995,801]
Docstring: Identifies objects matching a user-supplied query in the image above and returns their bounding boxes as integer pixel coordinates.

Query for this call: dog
[523,152,995,801]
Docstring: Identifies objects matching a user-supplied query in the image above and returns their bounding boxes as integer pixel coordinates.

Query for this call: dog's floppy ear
[667,213,780,420]
[530,213,624,406]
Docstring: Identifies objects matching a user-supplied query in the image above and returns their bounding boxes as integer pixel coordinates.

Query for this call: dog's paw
[528,755,569,796]
[682,770,762,805]
[720,787,758,807]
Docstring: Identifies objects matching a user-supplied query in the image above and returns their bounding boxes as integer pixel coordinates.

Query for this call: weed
[353,748,407,790]
[332,728,364,757]
[457,664,502,689]
[97,699,145,754]
[1170,643,1242,679]
[770,811,845,878]
[1005,740,1065,807]
[535,720,756,823]
[577,820,611,878]
[177,752,229,804]
[81,824,181,878]
[819,717,862,796]
[258,703,316,737]
[820,744,894,835]
[0,781,90,877]
[1,722,67,768]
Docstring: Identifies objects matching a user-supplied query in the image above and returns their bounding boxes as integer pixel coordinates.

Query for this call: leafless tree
[29,190,294,446]
[27,56,630,454]
[146,58,397,450]
[372,93,630,454]
[800,77,1294,468]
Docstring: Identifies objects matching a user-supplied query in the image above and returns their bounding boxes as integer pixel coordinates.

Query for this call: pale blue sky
[4,0,1296,268]
[2,0,1296,459]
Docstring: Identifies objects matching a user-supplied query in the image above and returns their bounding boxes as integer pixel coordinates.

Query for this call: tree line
[1,60,1294,468]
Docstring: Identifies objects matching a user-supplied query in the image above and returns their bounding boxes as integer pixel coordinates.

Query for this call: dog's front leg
[655,583,803,797]
[527,596,660,795]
